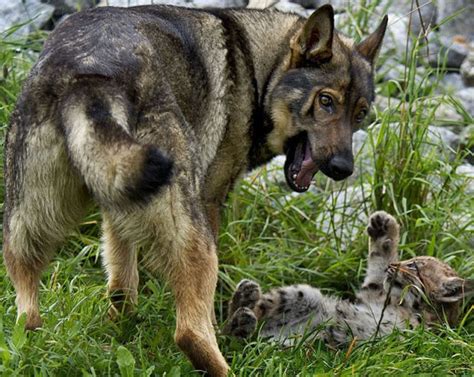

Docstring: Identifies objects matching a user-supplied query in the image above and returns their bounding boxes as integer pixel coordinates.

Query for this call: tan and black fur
[3,5,387,376]
[225,212,473,345]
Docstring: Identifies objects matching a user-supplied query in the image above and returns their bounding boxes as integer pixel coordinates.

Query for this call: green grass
[0,2,473,376]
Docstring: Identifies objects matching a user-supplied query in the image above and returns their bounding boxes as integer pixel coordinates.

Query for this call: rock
[353,129,368,157]
[351,129,373,181]
[437,0,474,41]
[460,50,474,87]
[247,0,277,8]
[377,1,437,37]
[460,124,474,145]
[456,163,474,177]
[457,88,474,116]
[0,0,54,37]
[434,103,463,125]
[312,184,372,246]
[381,60,426,89]
[194,0,247,7]
[374,95,401,113]
[274,1,309,17]
[460,124,474,144]
[41,0,96,19]
[427,126,461,151]
[98,0,192,7]
[99,0,250,8]
[429,35,471,69]
[455,164,474,194]
[459,124,474,164]
[260,155,287,187]
[380,13,410,58]
[409,2,437,37]
[382,61,407,82]
[247,0,308,16]
[288,0,318,9]
[438,73,466,94]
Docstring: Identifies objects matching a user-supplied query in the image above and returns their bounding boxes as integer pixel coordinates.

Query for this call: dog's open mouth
[284,133,319,193]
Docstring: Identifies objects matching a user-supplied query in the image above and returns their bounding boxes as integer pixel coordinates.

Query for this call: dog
[3,4,387,375]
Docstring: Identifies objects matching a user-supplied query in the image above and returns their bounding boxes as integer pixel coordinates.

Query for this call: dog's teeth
[292,174,297,180]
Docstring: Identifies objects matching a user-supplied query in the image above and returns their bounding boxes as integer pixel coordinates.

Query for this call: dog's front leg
[170,229,229,376]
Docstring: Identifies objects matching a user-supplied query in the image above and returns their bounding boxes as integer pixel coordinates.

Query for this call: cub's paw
[367,211,399,241]
[225,307,257,338]
[229,280,262,315]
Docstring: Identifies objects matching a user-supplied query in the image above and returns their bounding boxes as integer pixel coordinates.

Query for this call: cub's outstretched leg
[225,280,261,337]
[226,280,328,341]
[362,211,400,291]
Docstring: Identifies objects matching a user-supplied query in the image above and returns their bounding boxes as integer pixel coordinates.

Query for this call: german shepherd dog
[3,4,387,375]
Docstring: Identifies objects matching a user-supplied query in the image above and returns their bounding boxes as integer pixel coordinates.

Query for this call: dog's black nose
[325,154,353,181]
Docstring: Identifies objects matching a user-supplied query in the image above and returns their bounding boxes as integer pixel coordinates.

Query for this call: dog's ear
[356,15,388,65]
[432,277,474,303]
[289,4,334,67]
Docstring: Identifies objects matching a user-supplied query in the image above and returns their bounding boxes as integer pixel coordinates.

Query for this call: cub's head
[386,256,473,325]
[268,5,387,192]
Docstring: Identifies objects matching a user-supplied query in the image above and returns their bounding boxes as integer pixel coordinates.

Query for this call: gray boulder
[437,0,474,41]
[288,0,318,9]
[439,73,466,94]
[274,1,309,17]
[194,0,247,7]
[0,0,54,36]
[429,35,471,69]
[460,50,474,87]
[97,0,191,7]
[455,164,474,194]
[427,126,461,152]
[41,0,96,18]
[457,88,474,116]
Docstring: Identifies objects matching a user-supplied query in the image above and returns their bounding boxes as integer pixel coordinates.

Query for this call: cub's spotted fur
[225,212,473,346]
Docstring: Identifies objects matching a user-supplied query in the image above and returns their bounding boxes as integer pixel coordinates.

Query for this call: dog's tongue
[295,143,318,187]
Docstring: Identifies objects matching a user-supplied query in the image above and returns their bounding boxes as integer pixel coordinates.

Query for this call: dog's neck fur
[232,10,301,104]
[226,10,302,168]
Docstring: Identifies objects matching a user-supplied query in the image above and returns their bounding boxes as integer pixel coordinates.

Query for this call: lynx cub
[225,212,473,346]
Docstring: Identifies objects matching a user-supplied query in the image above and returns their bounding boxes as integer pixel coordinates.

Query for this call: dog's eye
[355,109,367,123]
[319,94,333,109]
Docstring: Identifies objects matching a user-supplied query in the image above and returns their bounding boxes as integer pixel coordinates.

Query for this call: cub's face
[385,256,473,324]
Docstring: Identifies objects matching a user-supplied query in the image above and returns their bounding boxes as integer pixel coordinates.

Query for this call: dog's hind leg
[169,227,229,377]
[101,213,139,319]
[3,117,90,330]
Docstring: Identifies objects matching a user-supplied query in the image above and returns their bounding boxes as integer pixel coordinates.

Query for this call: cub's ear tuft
[289,4,334,67]
[432,277,474,303]
[356,15,388,65]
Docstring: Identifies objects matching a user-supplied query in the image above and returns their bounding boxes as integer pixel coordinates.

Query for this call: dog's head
[386,256,473,325]
[268,5,387,192]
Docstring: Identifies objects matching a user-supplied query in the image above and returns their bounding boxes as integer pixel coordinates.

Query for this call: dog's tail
[62,89,173,208]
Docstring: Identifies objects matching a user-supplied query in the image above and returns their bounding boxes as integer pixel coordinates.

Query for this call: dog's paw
[225,307,257,338]
[108,289,137,321]
[229,280,262,315]
[367,211,399,241]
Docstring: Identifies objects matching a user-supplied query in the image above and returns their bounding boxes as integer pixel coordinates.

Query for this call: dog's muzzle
[320,151,354,181]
